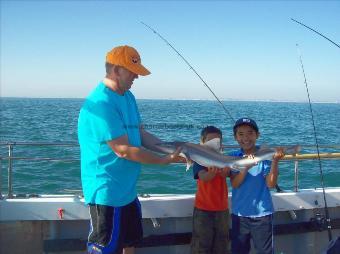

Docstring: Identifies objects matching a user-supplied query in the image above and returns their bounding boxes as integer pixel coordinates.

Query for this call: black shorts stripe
[87,198,143,254]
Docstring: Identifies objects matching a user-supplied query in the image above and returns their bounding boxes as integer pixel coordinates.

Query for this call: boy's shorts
[231,214,273,254]
[191,207,230,254]
[87,198,143,254]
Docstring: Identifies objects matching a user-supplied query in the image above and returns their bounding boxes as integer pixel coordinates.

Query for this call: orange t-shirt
[194,168,229,211]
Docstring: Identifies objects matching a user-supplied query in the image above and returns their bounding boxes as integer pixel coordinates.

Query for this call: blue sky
[1,0,339,102]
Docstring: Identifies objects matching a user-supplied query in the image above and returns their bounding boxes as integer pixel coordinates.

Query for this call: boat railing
[0,142,340,199]
[0,142,79,199]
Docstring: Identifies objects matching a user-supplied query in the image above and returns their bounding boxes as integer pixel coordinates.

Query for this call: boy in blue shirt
[230,118,284,254]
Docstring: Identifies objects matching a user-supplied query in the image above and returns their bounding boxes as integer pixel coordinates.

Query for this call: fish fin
[185,161,193,171]
[180,152,193,171]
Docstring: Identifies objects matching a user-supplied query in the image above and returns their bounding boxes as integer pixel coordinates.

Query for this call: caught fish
[231,145,300,170]
[149,140,299,171]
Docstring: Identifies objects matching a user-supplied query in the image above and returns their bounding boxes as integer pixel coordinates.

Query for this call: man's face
[117,67,138,93]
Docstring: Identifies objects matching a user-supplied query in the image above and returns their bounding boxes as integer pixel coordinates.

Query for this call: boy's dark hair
[200,126,222,143]
[233,118,259,135]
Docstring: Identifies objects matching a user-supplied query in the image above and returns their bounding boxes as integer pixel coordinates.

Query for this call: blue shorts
[231,214,273,254]
[87,198,143,254]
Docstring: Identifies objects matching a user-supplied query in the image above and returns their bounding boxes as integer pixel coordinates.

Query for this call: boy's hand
[206,166,220,176]
[219,167,231,177]
[273,147,285,161]
[199,166,221,182]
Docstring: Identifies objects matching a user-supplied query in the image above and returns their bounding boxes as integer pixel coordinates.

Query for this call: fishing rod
[291,18,340,49]
[142,22,298,211]
[296,44,332,241]
[140,21,235,123]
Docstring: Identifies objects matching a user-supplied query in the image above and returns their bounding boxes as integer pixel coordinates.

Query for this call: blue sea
[1,98,340,195]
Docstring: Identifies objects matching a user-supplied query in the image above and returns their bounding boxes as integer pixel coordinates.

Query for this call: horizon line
[1,96,339,104]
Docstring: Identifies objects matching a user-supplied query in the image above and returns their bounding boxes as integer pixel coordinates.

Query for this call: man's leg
[87,204,124,254]
[121,198,143,251]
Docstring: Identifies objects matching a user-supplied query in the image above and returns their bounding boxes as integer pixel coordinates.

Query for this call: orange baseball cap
[106,45,151,76]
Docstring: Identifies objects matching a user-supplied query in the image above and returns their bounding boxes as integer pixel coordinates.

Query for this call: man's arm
[140,128,165,153]
[107,135,181,165]
[140,128,186,163]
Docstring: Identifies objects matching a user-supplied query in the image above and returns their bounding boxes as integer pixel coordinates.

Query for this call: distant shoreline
[1,97,339,104]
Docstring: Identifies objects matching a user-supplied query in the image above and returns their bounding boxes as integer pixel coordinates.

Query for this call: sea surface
[1,97,340,195]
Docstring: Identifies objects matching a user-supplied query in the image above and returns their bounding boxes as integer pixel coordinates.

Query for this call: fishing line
[142,21,297,208]
[296,44,332,241]
[141,21,235,123]
[291,18,340,49]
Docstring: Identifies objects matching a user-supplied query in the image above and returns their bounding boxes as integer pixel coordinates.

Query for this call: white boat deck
[1,188,340,221]
[1,188,340,253]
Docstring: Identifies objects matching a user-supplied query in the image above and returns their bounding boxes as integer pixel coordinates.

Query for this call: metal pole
[294,160,299,192]
[8,144,13,198]
[0,157,2,199]
[283,152,340,160]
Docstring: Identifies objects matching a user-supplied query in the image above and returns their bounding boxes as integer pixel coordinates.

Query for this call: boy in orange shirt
[190,126,231,254]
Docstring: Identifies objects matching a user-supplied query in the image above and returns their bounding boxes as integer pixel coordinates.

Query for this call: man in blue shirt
[230,118,284,254]
[78,45,181,254]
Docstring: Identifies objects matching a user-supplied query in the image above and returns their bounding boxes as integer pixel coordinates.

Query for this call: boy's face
[234,125,259,153]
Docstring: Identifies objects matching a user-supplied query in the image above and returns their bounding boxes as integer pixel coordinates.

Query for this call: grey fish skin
[149,142,300,171]
[232,145,300,170]
[145,141,238,169]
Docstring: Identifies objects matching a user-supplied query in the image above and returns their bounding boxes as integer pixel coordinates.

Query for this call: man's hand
[163,147,183,164]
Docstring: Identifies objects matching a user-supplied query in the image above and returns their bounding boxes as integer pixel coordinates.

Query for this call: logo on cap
[233,117,259,134]
[131,56,140,64]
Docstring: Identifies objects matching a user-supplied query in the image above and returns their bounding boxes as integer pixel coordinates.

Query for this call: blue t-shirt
[229,147,274,217]
[78,82,141,207]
